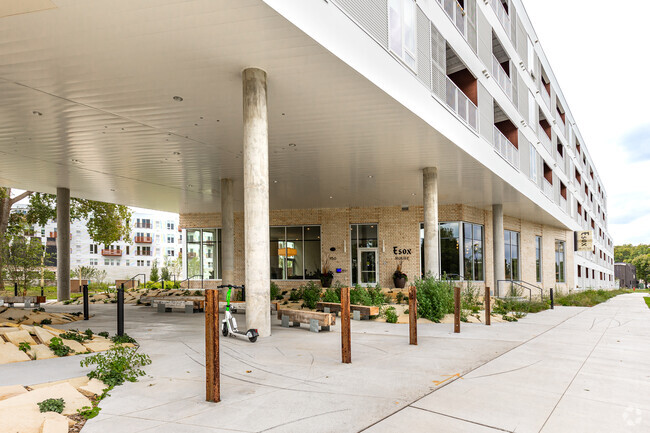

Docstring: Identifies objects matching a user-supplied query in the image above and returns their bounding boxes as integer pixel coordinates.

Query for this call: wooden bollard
[454,287,461,334]
[485,286,491,326]
[341,286,351,364]
[409,286,417,345]
[205,289,220,402]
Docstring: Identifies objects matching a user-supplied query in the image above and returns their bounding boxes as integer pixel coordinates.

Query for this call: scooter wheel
[222,322,228,337]
[248,335,258,343]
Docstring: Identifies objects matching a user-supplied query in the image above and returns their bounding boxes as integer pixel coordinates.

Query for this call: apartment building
[14,205,181,282]
[0,0,614,332]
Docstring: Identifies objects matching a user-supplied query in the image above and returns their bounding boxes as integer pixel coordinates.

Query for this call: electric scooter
[219,284,259,343]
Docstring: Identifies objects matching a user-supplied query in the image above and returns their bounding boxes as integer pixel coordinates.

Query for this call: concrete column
[492,204,505,296]
[56,187,71,301]
[423,167,439,277]
[242,68,271,337]
[220,178,234,286]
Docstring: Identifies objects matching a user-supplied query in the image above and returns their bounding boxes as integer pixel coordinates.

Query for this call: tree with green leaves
[1,232,45,293]
[0,187,132,289]
[631,254,650,284]
[160,266,170,281]
[165,255,183,280]
[149,259,159,282]
[70,266,98,281]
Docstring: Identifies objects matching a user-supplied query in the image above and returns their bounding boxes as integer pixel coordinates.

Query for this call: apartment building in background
[14,204,181,282]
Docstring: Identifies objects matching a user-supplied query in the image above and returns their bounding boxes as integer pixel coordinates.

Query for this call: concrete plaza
[2,293,648,432]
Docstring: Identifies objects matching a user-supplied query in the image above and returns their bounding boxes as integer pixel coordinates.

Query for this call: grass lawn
[555,289,630,307]
[0,285,102,300]
[644,297,650,309]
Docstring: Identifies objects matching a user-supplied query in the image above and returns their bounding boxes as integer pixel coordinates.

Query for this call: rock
[0,382,91,418]
[28,344,57,360]
[0,342,31,364]
[19,324,36,334]
[60,339,87,353]
[4,329,37,346]
[29,377,89,391]
[0,385,27,401]
[40,413,69,433]
[79,378,107,396]
[42,326,64,335]
[82,340,114,352]
[34,327,57,345]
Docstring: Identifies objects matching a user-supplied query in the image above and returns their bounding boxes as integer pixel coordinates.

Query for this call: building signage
[393,246,412,261]
[575,231,593,251]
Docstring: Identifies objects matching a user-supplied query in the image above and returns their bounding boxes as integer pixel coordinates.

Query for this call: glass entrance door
[358,248,378,285]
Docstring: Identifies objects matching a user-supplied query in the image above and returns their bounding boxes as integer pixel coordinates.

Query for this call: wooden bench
[140,296,205,313]
[315,302,380,320]
[277,309,336,332]
[1,296,46,308]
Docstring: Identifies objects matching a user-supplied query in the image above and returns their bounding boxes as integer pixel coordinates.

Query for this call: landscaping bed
[0,306,84,325]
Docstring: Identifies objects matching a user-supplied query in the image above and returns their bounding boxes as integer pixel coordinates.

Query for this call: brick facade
[180,205,574,295]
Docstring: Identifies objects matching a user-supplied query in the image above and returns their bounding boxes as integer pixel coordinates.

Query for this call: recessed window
[504,230,520,280]
[555,241,565,282]
[186,229,222,280]
[271,226,321,280]
[535,236,542,283]
[388,0,416,70]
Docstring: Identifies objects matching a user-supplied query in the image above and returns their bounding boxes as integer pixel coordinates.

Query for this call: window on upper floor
[575,168,581,184]
[543,162,553,184]
[388,0,416,70]
[557,142,564,158]
[539,111,552,140]
[576,139,582,156]
[560,181,567,200]
[445,45,478,130]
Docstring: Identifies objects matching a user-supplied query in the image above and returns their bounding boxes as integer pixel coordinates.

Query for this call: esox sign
[574,231,593,252]
[393,246,412,260]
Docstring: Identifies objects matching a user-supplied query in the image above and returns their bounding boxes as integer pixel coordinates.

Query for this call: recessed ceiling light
[194,123,198,126]
[173,151,181,155]
[411,193,416,196]
[368,175,373,178]
[32,111,42,116]
[282,113,285,116]
[173,96,183,102]
[273,180,278,183]
[71,159,81,164]
[199,116,204,120]
[288,143,296,147]
[187,184,193,188]
[110,189,115,192]
[329,196,333,199]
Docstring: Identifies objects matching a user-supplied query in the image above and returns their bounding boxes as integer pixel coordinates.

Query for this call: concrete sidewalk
[7,293,649,432]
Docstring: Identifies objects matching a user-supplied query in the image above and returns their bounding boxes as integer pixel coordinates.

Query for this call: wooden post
[409,286,417,345]
[454,286,461,334]
[205,289,220,402]
[341,286,351,364]
[484,286,491,326]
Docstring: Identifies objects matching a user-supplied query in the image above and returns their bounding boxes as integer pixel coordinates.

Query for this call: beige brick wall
[180,204,574,294]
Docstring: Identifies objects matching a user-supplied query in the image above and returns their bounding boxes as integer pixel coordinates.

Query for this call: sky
[522,0,650,245]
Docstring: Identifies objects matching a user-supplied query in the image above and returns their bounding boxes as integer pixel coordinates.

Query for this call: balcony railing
[490,0,511,39]
[136,251,152,256]
[555,112,566,137]
[538,127,552,155]
[559,197,568,213]
[542,179,553,199]
[492,55,512,100]
[439,0,466,38]
[493,126,519,170]
[135,236,152,244]
[101,249,122,257]
[540,84,551,109]
[446,77,478,131]
[556,152,566,174]
[135,223,152,229]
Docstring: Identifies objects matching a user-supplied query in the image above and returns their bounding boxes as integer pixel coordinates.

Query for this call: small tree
[160,266,170,281]
[165,255,183,280]
[2,235,44,293]
[149,259,159,282]
[71,266,98,281]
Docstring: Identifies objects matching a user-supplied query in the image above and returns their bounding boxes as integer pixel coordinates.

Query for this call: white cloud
[523,0,650,244]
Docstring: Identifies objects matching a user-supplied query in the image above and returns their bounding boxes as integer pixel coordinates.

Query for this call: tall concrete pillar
[242,68,271,337]
[492,204,505,296]
[423,167,439,277]
[220,178,234,286]
[56,187,71,301]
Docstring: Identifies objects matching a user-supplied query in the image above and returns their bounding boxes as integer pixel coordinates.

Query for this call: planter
[320,276,333,288]
[393,277,406,289]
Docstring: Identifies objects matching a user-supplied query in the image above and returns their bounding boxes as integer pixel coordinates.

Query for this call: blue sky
[524,0,650,245]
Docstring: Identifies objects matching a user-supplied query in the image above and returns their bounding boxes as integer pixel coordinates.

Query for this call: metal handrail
[496,280,544,300]
[128,273,147,290]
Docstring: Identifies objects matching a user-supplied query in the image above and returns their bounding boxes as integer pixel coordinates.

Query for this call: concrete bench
[1,296,46,308]
[316,302,380,320]
[277,309,336,332]
[144,297,205,313]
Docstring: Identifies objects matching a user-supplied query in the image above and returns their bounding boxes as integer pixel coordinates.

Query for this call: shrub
[60,331,89,342]
[384,306,398,323]
[40,318,52,325]
[301,281,321,309]
[98,331,109,338]
[18,342,31,352]
[368,284,388,306]
[461,282,481,310]
[321,287,341,303]
[84,329,94,339]
[270,282,282,301]
[415,277,454,322]
[396,292,405,304]
[111,334,137,345]
[38,398,65,414]
[350,284,372,306]
[556,289,627,307]
[193,290,202,296]
[80,345,151,387]
[289,288,302,302]
[49,337,73,357]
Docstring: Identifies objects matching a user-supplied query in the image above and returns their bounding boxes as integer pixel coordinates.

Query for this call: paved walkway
[6,293,649,432]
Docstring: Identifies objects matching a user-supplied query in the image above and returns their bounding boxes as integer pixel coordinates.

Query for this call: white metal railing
[490,0,511,39]
[538,127,552,155]
[492,54,512,99]
[556,151,566,174]
[439,0,466,39]
[446,76,478,131]
[559,196,568,213]
[542,178,553,199]
[493,126,519,169]
[555,112,566,137]
[540,83,551,109]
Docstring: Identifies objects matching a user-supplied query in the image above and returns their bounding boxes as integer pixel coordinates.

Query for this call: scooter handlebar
[215,284,245,290]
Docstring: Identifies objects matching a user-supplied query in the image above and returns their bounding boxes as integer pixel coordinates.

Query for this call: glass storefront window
[505,230,520,280]
[555,240,565,282]
[536,236,542,282]
[185,229,221,280]
[270,226,321,280]
[420,222,484,281]
[351,224,379,285]
[440,222,460,279]
[463,223,483,281]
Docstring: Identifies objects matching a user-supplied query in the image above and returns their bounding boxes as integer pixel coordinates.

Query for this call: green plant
[270,282,282,301]
[60,331,89,342]
[289,288,302,302]
[80,345,152,387]
[149,260,159,282]
[49,337,73,357]
[182,290,191,296]
[392,262,408,282]
[300,281,321,309]
[63,299,73,305]
[32,307,45,312]
[321,287,341,303]
[368,284,388,306]
[38,398,65,414]
[403,308,409,315]
[98,331,109,338]
[77,388,110,420]
[415,276,454,322]
[40,318,52,325]
[396,292,405,304]
[645,297,650,309]
[111,334,137,345]
[384,306,398,323]
[193,290,202,296]
[18,341,31,352]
